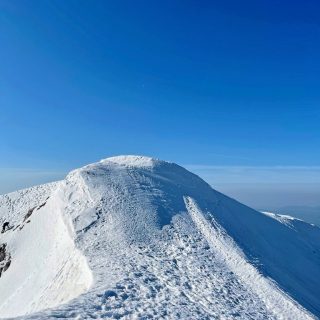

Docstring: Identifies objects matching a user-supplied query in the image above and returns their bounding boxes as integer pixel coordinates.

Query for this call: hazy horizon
[1,163,319,212]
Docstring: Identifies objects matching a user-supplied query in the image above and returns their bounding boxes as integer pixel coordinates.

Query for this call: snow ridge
[0,156,319,319]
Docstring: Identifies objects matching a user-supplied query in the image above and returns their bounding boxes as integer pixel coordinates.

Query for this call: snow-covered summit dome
[100,155,164,168]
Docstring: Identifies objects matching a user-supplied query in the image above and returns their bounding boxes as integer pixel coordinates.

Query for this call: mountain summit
[0,156,319,319]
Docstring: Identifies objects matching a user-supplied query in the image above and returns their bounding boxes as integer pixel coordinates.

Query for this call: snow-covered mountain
[0,156,319,319]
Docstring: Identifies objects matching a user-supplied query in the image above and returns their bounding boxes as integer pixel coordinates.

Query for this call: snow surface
[0,183,92,318]
[0,155,319,319]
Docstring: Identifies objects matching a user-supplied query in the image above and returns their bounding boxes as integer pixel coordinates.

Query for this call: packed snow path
[0,156,319,319]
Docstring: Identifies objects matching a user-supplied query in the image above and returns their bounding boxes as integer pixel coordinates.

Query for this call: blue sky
[1,1,319,207]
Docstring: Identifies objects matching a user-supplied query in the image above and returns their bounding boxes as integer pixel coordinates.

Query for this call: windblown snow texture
[0,156,319,319]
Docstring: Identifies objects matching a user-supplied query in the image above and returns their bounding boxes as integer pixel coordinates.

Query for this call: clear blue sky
[1,1,319,207]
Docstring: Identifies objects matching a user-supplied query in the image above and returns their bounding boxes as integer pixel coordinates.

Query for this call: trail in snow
[21,214,276,319]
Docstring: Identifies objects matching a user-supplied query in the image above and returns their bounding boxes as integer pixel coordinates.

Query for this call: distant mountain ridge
[262,206,320,227]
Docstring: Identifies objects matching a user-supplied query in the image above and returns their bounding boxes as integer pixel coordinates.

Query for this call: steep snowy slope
[0,156,319,319]
[0,183,92,318]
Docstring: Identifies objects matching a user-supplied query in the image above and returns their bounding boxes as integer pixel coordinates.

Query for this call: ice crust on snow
[0,156,319,319]
[100,155,161,168]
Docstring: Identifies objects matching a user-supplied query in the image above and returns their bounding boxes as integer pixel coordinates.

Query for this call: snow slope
[0,183,92,318]
[0,155,319,319]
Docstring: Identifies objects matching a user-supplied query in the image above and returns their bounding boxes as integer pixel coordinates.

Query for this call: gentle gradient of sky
[1,0,319,208]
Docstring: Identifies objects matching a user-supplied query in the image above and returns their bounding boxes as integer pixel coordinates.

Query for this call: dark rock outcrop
[0,243,11,277]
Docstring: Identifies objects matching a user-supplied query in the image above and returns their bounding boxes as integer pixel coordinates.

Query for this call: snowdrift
[0,156,319,319]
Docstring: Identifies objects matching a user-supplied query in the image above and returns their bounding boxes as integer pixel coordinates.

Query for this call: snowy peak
[0,156,319,319]
[63,156,219,244]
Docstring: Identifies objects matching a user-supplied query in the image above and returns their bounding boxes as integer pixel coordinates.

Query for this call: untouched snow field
[0,156,319,319]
